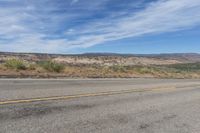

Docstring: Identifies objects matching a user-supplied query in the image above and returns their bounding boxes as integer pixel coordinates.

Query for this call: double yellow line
[0,86,176,105]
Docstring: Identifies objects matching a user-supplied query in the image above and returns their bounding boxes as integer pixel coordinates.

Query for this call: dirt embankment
[1,52,200,78]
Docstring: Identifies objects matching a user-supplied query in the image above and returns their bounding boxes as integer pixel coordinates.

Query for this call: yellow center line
[0,86,177,105]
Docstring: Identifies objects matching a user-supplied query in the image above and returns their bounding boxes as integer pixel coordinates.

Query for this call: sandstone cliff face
[52,56,180,66]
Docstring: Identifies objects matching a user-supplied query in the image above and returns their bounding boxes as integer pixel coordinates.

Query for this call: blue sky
[0,0,200,54]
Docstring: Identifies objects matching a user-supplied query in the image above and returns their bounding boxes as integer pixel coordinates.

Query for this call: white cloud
[71,0,79,5]
[64,0,200,49]
[0,0,200,53]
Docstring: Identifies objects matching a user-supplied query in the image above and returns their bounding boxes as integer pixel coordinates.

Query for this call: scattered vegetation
[109,65,127,72]
[28,63,37,70]
[167,63,200,72]
[4,59,27,70]
[1,59,200,78]
[38,61,65,73]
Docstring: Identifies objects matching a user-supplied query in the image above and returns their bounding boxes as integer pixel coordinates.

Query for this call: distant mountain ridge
[0,51,200,56]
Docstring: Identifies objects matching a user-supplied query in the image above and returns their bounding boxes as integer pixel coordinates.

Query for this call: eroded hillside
[0,52,200,78]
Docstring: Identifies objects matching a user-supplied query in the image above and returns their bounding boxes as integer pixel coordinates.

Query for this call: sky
[0,0,200,54]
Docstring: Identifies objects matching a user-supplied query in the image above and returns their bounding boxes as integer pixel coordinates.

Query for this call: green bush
[38,61,65,73]
[110,65,126,72]
[5,59,27,70]
[168,63,200,72]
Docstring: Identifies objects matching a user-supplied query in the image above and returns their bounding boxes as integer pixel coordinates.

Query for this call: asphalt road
[0,79,200,133]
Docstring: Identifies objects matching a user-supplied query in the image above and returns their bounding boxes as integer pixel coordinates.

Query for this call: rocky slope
[1,52,199,66]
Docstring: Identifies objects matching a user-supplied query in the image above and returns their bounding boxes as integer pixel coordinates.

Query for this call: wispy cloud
[0,0,200,53]
[71,0,79,5]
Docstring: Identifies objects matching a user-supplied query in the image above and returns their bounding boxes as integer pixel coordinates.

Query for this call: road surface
[0,79,200,133]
